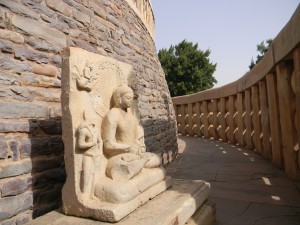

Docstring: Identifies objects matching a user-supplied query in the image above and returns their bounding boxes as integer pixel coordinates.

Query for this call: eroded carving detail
[77,109,103,198]
[61,47,172,222]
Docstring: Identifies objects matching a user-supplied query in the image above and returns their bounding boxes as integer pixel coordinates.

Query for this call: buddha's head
[113,85,134,109]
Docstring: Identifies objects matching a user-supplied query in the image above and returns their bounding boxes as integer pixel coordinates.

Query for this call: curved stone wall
[0,0,178,224]
[173,5,300,180]
[126,0,155,39]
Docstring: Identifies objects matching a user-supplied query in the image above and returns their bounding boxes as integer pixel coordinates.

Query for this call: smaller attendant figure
[77,109,103,198]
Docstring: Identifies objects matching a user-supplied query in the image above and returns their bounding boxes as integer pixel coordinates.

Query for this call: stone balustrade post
[251,85,263,154]
[212,100,219,140]
[228,96,235,144]
[266,73,283,167]
[276,62,300,179]
[259,80,272,159]
[202,101,209,138]
[188,103,194,136]
[293,48,300,164]
[195,102,201,137]
[219,98,227,142]
[237,93,245,146]
[245,89,254,149]
[180,105,186,135]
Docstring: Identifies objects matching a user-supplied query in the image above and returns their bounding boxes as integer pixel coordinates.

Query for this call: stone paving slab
[167,136,300,225]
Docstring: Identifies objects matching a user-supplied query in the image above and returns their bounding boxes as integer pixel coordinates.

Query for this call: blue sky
[151,1,299,87]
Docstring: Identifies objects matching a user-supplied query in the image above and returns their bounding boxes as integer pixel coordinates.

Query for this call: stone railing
[172,4,300,180]
[126,0,155,39]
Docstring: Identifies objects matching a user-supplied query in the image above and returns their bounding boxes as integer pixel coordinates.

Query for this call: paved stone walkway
[167,136,300,225]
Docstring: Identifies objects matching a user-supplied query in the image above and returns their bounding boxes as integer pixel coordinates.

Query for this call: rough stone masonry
[0,0,178,224]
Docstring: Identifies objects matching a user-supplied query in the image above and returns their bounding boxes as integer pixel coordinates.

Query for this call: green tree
[158,40,217,97]
[249,38,273,69]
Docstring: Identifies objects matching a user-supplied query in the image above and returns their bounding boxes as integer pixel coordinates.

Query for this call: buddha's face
[120,92,133,108]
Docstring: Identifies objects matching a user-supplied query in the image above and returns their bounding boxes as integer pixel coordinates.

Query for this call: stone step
[26,180,213,225]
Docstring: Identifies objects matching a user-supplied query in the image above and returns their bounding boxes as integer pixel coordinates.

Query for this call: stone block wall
[0,0,178,224]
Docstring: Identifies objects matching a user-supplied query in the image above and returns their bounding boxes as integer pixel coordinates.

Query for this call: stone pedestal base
[26,180,212,225]
[186,201,215,225]
[63,176,173,222]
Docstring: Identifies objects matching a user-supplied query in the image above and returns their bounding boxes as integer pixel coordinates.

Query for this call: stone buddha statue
[93,85,168,203]
[101,85,162,181]
[62,48,171,222]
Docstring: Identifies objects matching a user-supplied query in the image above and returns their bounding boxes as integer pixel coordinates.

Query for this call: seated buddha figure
[102,85,162,180]
[94,85,167,203]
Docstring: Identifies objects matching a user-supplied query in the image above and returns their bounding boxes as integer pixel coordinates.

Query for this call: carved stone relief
[61,47,172,222]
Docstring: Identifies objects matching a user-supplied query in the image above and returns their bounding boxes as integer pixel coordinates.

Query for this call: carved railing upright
[172,4,300,180]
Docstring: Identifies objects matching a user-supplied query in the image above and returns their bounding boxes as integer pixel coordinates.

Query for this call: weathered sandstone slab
[26,180,212,225]
[61,47,172,222]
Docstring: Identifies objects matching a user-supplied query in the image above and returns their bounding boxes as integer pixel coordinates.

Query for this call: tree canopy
[158,40,217,97]
[249,38,273,70]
